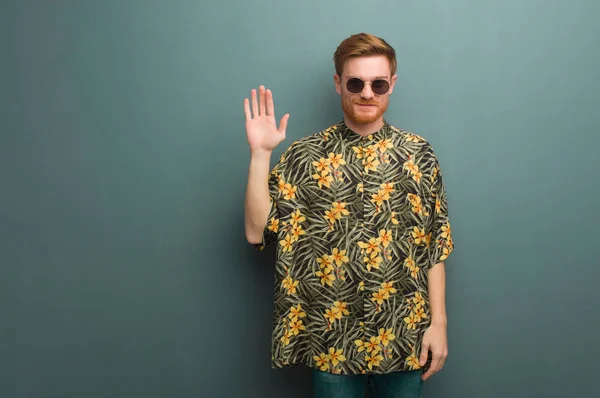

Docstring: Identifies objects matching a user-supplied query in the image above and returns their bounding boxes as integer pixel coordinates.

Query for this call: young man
[244,33,454,398]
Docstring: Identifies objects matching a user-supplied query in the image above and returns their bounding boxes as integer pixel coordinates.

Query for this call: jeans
[312,368,424,398]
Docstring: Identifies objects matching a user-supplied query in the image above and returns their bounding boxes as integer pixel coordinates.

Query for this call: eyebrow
[348,75,390,80]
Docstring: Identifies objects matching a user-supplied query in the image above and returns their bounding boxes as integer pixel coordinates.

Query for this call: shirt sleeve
[253,147,291,252]
[424,147,454,269]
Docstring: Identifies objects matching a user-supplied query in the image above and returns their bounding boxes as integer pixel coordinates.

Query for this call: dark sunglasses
[345,77,390,95]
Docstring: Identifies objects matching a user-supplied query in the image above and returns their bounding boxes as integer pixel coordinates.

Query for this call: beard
[341,94,389,125]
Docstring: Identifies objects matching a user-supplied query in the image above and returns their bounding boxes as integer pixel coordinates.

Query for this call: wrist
[250,149,273,160]
[431,315,447,327]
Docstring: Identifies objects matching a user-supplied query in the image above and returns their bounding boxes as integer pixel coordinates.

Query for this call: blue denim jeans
[312,368,423,398]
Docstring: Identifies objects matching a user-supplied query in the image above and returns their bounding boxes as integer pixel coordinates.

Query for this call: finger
[259,85,266,116]
[279,114,290,134]
[419,344,429,367]
[422,367,434,381]
[266,89,275,117]
[244,98,251,121]
[251,89,259,119]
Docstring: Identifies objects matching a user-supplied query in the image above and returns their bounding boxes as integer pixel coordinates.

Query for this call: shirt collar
[337,118,391,143]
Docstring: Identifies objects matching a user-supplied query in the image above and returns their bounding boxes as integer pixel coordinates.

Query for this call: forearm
[244,151,273,243]
[427,261,447,325]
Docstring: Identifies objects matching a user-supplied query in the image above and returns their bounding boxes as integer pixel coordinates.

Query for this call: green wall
[2,1,599,397]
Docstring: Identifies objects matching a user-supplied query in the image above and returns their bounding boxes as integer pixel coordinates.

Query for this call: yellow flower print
[404,312,418,330]
[332,201,350,217]
[313,353,330,371]
[435,198,441,213]
[331,248,349,265]
[312,170,334,189]
[365,336,381,354]
[366,352,384,370]
[289,318,306,335]
[363,145,377,159]
[354,339,366,352]
[358,281,365,291]
[267,217,279,233]
[283,183,297,200]
[403,158,419,174]
[440,246,450,261]
[371,290,386,305]
[441,222,452,239]
[290,209,306,225]
[358,238,381,255]
[375,139,394,152]
[279,234,294,252]
[333,301,350,316]
[378,229,392,248]
[328,347,347,366]
[413,292,425,307]
[317,254,334,269]
[390,211,399,225]
[364,252,383,271]
[324,307,340,323]
[324,209,338,225]
[412,227,426,245]
[380,281,397,295]
[364,157,380,173]
[291,224,305,242]
[431,167,439,182]
[404,256,415,269]
[414,306,427,322]
[380,182,395,197]
[406,353,421,370]
[327,153,346,169]
[412,170,423,184]
[371,192,385,206]
[316,267,335,287]
[289,304,306,319]
[282,276,299,295]
[352,146,364,159]
[280,330,292,346]
[312,157,331,173]
[277,177,286,193]
[405,133,423,143]
[357,182,364,192]
[409,264,419,279]
[378,328,396,346]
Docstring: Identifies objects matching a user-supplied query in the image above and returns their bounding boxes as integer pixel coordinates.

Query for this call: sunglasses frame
[342,76,391,95]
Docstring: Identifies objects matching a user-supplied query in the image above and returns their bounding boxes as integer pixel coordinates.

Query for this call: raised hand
[244,85,289,154]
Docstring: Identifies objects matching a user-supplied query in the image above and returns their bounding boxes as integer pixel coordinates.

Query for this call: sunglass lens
[346,78,364,93]
[372,80,390,95]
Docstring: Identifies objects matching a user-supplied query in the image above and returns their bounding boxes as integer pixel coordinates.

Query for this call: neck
[343,115,385,137]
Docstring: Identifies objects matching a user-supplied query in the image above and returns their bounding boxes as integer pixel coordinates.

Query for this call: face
[334,55,397,125]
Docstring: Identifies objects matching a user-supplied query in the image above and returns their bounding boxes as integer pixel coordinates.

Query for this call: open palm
[244,85,289,153]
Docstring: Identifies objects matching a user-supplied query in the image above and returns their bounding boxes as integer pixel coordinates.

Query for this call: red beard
[341,95,389,125]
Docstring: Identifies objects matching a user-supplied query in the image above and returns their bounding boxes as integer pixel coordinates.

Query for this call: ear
[388,74,398,95]
[334,74,342,95]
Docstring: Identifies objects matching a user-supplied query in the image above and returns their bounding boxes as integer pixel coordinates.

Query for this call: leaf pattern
[255,119,454,374]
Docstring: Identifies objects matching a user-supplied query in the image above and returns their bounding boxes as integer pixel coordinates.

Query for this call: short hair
[333,33,397,77]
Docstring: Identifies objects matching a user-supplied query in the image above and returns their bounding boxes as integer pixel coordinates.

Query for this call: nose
[360,83,375,100]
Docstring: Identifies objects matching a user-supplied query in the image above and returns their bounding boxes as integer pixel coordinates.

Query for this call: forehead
[343,55,391,79]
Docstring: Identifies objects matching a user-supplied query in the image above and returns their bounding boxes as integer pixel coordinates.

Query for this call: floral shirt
[254,119,454,375]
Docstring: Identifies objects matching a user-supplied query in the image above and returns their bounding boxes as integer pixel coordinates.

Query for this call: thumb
[419,342,430,366]
[279,114,290,134]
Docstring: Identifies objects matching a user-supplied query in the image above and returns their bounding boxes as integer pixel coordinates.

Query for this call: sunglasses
[345,77,390,95]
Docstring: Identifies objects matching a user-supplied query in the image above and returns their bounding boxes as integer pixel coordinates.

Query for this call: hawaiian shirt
[254,119,454,375]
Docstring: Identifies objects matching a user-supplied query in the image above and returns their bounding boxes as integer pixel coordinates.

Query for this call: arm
[244,150,273,244]
[243,85,289,244]
[419,261,448,381]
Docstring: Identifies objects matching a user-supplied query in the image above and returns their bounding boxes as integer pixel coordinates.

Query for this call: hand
[244,85,289,155]
[419,322,448,381]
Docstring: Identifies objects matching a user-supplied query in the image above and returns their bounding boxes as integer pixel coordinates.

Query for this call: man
[244,33,454,398]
